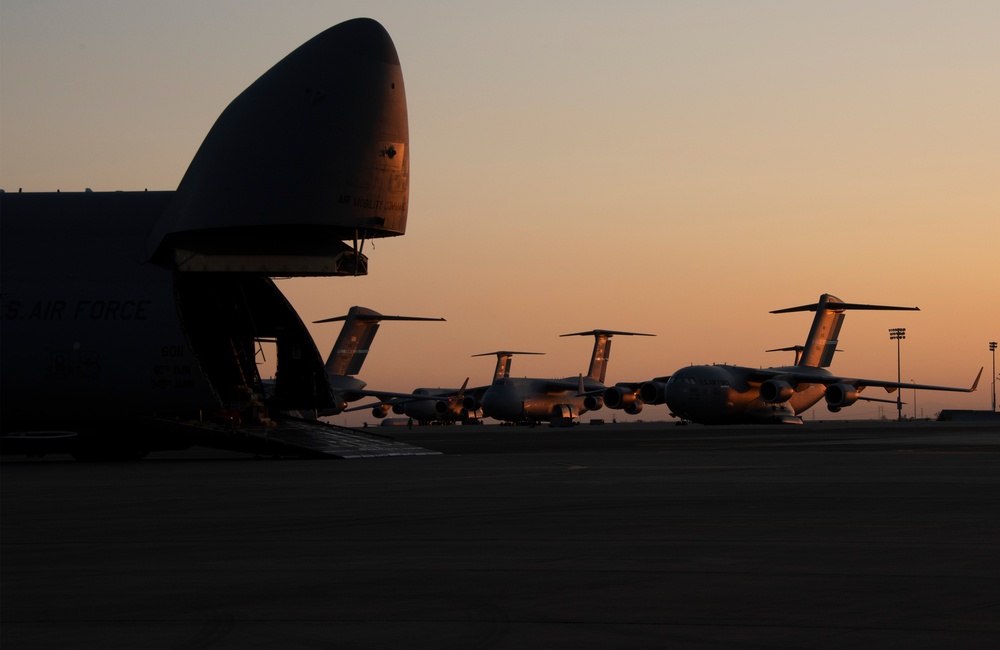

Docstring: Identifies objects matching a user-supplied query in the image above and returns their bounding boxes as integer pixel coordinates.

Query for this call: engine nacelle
[462,395,480,412]
[550,404,580,426]
[317,393,349,416]
[759,379,795,404]
[639,381,669,405]
[604,385,638,410]
[624,399,643,415]
[436,400,467,418]
[460,409,483,421]
[583,395,604,411]
[392,402,406,415]
[371,403,391,418]
[825,383,860,409]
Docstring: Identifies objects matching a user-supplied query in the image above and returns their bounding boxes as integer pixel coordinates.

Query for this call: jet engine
[433,399,476,421]
[461,395,481,412]
[392,402,407,415]
[759,379,795,403]
[583,395,604,411]
[639,381,669,405]
[371,403,391,418]
[436,400,463,416]
[317,393,349,416]
[603,385,638,410]
[825,383,859,411]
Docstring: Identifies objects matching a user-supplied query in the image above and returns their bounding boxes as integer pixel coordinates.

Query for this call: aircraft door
[173,274,335,415]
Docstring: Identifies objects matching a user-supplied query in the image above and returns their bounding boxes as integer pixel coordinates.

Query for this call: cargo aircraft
[468,330,654,426]
[353,351,544,425]
[0,19,431,459]
[269,306,445,417]
[604,294,981,424]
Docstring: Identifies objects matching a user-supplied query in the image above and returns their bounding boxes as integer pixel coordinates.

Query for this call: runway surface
[3,420,999,648]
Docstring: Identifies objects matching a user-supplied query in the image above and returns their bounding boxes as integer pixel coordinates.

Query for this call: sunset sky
[2,1,997,424]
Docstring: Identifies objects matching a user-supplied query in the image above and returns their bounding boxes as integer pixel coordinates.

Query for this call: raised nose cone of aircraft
[149,18,409,275]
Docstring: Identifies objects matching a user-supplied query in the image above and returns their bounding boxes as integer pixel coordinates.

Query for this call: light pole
[990,341,997,412]
[889,327,906,421]
[911,380,917,420]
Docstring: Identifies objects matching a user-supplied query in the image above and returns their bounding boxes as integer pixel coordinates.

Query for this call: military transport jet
[472,330,654,426]
[356,351,544,424]
[1,19,416,459]
[288,306,443,416]
[606,294,980,425]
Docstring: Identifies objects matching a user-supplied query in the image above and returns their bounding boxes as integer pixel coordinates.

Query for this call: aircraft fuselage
[1,19,411,458]
[392,388,480,423]
[664,364,827,425]
[480,376,604,423]
[0,192,336,438]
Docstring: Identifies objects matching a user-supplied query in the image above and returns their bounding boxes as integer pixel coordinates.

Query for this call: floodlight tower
[889,328,906,421]
[990,341,997,412]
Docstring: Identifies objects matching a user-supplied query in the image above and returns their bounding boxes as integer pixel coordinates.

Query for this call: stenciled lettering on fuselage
[1,299,152,321]
[337,194,407,212]
[150,347,195,391]
[44,342,195,391]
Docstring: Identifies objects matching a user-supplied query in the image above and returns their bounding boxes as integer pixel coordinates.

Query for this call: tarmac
[3,419,999,649]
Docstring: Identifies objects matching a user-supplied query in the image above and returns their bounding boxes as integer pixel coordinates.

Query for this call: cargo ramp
[147,415,438,458]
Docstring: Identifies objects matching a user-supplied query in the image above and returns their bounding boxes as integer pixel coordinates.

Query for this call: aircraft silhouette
[1,19,415,458]
[350,351,544,425]
[605,294,980,424]
[471,330,654,426]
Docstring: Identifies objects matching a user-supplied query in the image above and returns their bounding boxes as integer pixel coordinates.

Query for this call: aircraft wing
[749,367,983,395]
[537,377,601,394]
[345,379,475,411]
[856,395,907,405]
[343,391,453,412]
[352,389,451,402]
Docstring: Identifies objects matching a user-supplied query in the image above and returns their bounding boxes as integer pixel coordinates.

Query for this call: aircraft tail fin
[315,306,444,376]
[472,351,544,382]
[770,294,918,368]
[559,330,655,383]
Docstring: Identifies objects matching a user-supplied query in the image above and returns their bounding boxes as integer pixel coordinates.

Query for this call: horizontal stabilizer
[318,306,443,377]
[771,299,920,314]
[473,351,544,382]
[559,330,654,384]
[315,314,445,323]
[559,330,655,338]
[771,294,916,369]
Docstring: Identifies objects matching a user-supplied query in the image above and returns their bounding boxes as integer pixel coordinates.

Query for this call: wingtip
[971,367,984,391]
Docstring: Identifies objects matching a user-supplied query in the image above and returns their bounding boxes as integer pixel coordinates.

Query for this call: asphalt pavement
[3,420,999,648]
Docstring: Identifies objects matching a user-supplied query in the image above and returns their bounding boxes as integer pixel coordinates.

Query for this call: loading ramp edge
[144,415,440,458]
